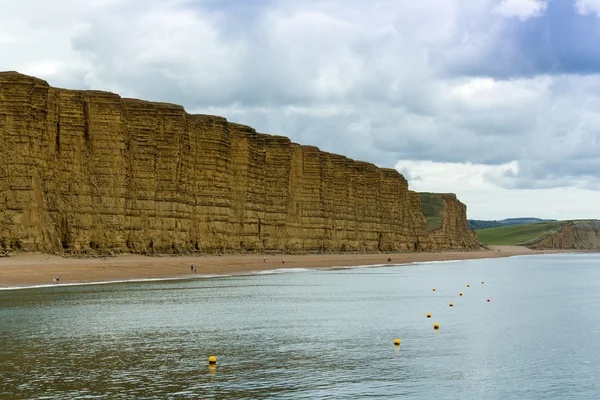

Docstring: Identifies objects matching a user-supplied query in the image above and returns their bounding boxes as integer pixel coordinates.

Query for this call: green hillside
[419,192,445,231]
[475,221,566,246]
[468,217,557,230]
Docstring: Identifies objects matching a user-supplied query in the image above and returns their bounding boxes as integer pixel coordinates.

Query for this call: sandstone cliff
[419,193,480,250]
[527,220,600,250]
[0,72,479,254]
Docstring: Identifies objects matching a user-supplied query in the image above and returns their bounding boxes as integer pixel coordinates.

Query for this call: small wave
[0,274,231,291]
[250,268,313,275]
[410,259,467,265]
[325,259,472,270]
[326,263,388,270]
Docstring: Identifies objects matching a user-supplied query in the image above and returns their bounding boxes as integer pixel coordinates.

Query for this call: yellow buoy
[426,312,432,318]
[482,281,484,284]
[432,288,436,292]
[459,292,463,296]
[434,323,440,330]
[208,356,217,365]
[449,302,454,307]
[467,284,470,287]
[394,338,401,346]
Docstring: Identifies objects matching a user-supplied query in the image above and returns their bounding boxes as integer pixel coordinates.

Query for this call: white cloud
[574,0,600,16]
[394,160,519,193]
[394,160,600,220]
[449,77,549,106]
[493,0,547,20]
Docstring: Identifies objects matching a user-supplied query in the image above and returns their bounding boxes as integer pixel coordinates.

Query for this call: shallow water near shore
[1,253,600,399]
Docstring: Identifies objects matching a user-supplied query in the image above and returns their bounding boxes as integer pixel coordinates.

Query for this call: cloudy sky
[2,0,600,220]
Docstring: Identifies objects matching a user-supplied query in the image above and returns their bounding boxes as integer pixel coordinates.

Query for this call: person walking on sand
[191,264,194,272]
[282,258,285,264]
[194,267,197,273]
[263,256,266,263]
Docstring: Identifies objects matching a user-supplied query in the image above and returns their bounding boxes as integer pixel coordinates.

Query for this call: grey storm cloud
[1,0,600,191]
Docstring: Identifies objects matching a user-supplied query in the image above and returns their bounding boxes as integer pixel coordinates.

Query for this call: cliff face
[0,72,478,254]
[420,193,479,250]
[527,220,600,250]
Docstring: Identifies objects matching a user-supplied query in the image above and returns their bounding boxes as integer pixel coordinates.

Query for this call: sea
[1,253,599,399]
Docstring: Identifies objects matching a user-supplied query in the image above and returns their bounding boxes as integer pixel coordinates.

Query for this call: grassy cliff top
[419,192,445,231]
[475,221,567,245]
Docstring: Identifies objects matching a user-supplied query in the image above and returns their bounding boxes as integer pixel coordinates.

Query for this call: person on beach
[281,258,285,264]
[388,257,392,262]
[190,264,194,272]
[194,267,197,273]
[263,256,266,263]
[4,250,8,257]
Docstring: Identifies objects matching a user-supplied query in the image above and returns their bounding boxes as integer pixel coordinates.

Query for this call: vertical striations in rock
[420,192,479,250]
[0,72,480,254]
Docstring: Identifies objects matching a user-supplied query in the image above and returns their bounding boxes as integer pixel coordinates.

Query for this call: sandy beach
[0,246,574,289]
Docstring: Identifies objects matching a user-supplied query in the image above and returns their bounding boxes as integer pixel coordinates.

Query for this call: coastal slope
[476,220,600,250]
[0,71,479,254]
[527,220,600,250]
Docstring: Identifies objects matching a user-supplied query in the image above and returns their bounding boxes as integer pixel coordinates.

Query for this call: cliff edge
[419,193,479,250]
[0,71,479,254]
[526,220,600,250]
[475,219,600,250]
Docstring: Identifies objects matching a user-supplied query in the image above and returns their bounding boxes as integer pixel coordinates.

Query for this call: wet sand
[0,246,572,288]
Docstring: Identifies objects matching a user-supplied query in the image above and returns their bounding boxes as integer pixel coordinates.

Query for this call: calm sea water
[1,253,600,399]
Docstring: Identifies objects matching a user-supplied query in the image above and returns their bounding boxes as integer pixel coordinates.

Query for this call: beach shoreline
[0,246,582,289]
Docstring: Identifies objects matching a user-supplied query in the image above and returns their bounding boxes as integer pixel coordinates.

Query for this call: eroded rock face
[528,220,600,250]
[0,72,478,254]
[426,194,480,251]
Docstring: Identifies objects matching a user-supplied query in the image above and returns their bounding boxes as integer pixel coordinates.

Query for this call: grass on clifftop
[475,221,566,246]
[419,192,445,231]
